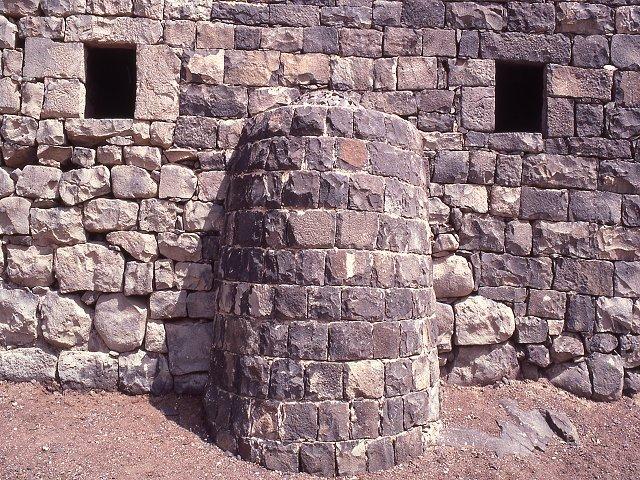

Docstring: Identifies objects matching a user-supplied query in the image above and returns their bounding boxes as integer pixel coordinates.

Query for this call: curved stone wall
[203,98,439,476]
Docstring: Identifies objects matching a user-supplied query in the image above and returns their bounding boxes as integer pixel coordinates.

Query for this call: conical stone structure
[204,95,440,476]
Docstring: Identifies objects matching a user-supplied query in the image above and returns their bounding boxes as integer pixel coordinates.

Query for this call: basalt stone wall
[0,0,639,402]
[203,100,439,475]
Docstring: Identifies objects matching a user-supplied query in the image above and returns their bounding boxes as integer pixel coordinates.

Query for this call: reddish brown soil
[1,379,638,480]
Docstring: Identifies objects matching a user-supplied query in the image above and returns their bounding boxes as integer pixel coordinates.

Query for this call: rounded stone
[94,293,148,352]
[454,296,516,345]
[433,254,474,299]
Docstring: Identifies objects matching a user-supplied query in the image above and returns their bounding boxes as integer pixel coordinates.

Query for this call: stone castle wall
[0,0,639,403]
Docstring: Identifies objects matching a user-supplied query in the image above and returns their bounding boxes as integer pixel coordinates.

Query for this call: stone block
[0,348,57,384]
[119,351,172,395]
[165,320,213,375]
[454,296,515,346]
[547,65,613,101]
[401,0,445,28]
[553,257,614,296]
[448,342,519,386]
[6,245,54,287]
[397,57,437,90]
[94,293,147,352]
[57,351,118,391]
[515,316,548,344]
[55,243,125,293]
[587,352,624,401]
[550,333,585,363]
[159,164,197,200]
[447,2,504,30]
[282,53,331,86]
[572,35,609,68]
[557,2,613,34]
[461,87,495,132]
[224,50,280,87]
[547,361,592,398]
[0,196,30,234]
[433,255,474,299]
[0,77,20,114]
[506,2,555,33]
[520,187,568,221]
[612,35,640,70]
[15,164,61,200]
[180,84,247,119]
[42,78,85,118]
[65,15,162,44]
[0,287,38,347]
[30,206,86,246]
[480,32,571,64]
[345,360,384,398]
[300,443,335,477]
[59,166,111,206]
[83,198,138,233]
[23,37,85,80]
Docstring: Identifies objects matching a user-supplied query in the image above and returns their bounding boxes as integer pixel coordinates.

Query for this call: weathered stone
[65,15,162,44]
[454,296,515,345]
[106,231,158,262]
[612,35,640,70]
[23,37,85,79]
[42,78,85,118]
[224,50,280,87]
[550,334,585,362]
[557,2,613,34]
[553,258,613,296]
[55,243,125,293]
[15,164,61,200]
[547,362,592,398]
[480,32,571,64]
[40,291,92,349]
[0,348,57,384]
[433,255,474,299]
[94,294,147,352]
[448,342,519,385]
[0,287,38,347]
[0,197,30,234]
[596,297,638,334]
[5,245,54,287]
[58,351,118,391]
[59,166,111,205]
[119,351,172,395]
[123,146,161,171]
[344,360,384,398]
[30,207,86,246]
[83,198,139,232]
[111,165,158,199]
[165,320,213,375]
[587,353,624,401]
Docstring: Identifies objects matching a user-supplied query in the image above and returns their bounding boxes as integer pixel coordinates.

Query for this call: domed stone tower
[204,94,440,476]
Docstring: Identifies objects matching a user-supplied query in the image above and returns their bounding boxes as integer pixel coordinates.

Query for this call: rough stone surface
[0,4,638,476]
[448,342,520,386]
[454,296,516,345]
[58,351,119,391]
[94,294,148,352]
[40,291,93,349]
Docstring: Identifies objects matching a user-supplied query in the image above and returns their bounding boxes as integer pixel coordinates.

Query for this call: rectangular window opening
[495,61,544,133]
[85,46,136,119]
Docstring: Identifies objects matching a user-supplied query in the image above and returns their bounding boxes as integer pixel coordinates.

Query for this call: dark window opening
[495,62,544,133]
[85,46,136,119]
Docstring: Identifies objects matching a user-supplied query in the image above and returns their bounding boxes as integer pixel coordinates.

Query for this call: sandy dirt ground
[0,379,639,480]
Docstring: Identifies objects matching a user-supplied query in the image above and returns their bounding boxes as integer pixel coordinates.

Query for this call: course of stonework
[1,0,640,474]
[204,98,439,474]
